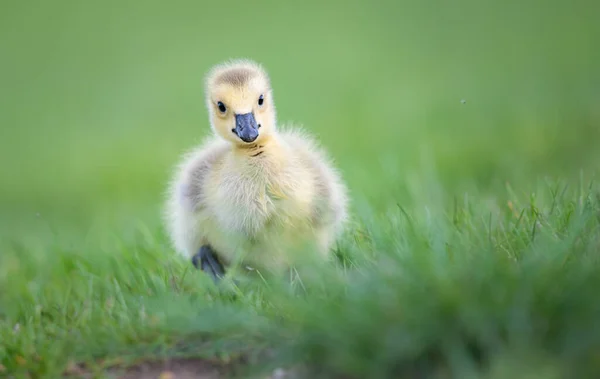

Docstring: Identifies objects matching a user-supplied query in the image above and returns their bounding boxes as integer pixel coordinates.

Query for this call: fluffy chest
[207,157,314,236]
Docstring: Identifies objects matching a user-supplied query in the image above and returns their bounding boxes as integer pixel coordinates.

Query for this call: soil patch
[107,357,226,379]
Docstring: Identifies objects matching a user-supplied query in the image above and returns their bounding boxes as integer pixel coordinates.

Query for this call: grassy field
[1,0,600,378]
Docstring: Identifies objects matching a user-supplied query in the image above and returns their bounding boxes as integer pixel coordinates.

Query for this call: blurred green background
[1,0,599,242]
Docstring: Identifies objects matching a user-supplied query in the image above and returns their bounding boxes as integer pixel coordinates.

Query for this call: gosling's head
[205,59,276,146]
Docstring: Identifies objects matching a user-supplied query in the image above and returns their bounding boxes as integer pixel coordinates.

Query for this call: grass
[1,0,600,378]
[2,177,600,378]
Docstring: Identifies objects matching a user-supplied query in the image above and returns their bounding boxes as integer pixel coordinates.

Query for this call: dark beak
[233,113,259,143]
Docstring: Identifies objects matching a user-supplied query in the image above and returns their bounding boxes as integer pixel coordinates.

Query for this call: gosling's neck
[229,133,290,176]
[231,133,281,159]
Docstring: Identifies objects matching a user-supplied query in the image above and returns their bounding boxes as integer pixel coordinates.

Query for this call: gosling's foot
[192,245,225,283]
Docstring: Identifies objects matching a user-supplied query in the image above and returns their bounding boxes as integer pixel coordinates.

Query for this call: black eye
[217,101,226,113]
[258,94,264,106]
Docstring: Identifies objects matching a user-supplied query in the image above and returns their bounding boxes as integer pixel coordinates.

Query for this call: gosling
[164,59,348,281]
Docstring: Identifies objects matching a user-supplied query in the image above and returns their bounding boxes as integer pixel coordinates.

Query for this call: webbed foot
[192,245,225,283]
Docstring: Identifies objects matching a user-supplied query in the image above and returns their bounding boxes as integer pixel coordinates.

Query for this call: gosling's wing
[279,127,349,231]
[163,136,228,256]
[167,136,229,213]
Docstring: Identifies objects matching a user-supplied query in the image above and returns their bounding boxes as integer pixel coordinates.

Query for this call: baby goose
[164,59,348,281]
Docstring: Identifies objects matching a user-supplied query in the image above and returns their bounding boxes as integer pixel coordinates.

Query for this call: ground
[1,1,600,378]
[66,358,228,379]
